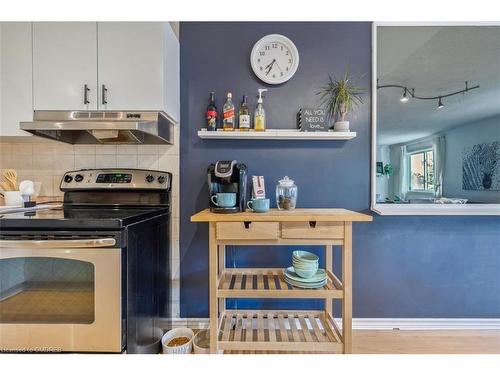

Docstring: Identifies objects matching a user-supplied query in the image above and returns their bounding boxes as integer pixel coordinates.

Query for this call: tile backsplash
[0,128,181,317]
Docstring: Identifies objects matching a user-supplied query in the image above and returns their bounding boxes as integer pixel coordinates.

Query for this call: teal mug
[211,193,237,208]
[247,198,270,213]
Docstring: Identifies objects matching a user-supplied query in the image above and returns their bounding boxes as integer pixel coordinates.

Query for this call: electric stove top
[0,205,169,230]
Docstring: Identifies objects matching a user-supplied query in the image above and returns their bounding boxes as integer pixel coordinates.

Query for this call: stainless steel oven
[0,169,171,353]
[0,235,122,353]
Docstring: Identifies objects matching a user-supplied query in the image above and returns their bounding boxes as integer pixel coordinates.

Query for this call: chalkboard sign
[297,108,329,131]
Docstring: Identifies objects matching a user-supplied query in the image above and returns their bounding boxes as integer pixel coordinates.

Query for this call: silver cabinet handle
[84,84,90,105]
[0,238,116,249]
[102,84,108,105]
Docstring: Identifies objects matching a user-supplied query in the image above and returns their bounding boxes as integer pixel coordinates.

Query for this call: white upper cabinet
[31,22,179,120]
[98,22,165,111]
[0,22,33,136]
[33,22,98,110]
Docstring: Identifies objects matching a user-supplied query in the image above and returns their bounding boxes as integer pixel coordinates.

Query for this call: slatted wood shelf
[218,268,343,299]
[218,310,343,353]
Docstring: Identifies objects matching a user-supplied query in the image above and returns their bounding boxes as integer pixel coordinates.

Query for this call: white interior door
[97,22,165,110]
[33,22,98,110]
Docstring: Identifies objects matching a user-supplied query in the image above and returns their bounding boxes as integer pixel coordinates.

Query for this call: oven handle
[0,238,116,248]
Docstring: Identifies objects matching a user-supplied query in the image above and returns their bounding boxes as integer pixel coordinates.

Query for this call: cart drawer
[216,222,279,240]
[281,222,344,239]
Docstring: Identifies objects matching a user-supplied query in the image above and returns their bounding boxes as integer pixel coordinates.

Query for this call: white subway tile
[137,154,159,170]
[138,144,158,155]
[95,154,117,168]
[95,145,117,154]
[33,174,54,197]
[75,155,96,170]
[2,154,33,169]
[12,143,33,155]
[74,145,96,155]
[117,145,138,155]
[158,154,179,175]
[158,144,178,156]
[33,154,74,171]
[116,154,138,168]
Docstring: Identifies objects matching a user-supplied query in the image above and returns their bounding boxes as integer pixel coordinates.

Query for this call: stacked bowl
[284,250,327,288]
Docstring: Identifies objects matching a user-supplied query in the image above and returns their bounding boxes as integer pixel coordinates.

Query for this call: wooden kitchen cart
[191,208,372,354]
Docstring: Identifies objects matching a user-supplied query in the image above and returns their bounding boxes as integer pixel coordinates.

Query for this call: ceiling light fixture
[400,88,409,103]
[377,80,479,106]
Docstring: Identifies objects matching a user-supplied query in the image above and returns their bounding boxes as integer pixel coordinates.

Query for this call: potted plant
[317,71,365,132]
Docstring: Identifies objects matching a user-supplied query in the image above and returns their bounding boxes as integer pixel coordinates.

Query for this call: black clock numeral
[286,67,289,71]
[288,58,292,63]
[272,74,276,78]
[280,72,284,76]
[286,51,289,55]
[265,45,270,51]
[259,66,263,71]
[272,43,277,49]
[259,51,265,56]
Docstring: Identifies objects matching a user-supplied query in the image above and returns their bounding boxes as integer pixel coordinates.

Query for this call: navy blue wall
[180,22,500,318]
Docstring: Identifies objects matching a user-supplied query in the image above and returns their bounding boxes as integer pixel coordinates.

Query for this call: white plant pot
[333,121,350,132]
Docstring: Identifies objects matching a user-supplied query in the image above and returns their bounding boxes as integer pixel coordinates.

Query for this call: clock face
[251,34,299,85]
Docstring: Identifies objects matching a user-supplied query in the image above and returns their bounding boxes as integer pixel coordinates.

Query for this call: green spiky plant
[317,71,365,127]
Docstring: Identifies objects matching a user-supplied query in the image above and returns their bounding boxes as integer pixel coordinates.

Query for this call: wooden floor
[223,330,500,354]
[352,330,500,354]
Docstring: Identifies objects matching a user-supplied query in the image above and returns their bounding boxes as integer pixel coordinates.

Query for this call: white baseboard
[171,317,500,330]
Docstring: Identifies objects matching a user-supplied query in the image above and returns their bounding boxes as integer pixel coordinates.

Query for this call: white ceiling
[377,26,500,145]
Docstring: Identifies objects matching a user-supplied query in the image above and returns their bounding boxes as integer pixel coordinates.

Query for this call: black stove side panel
[125,213,170,354]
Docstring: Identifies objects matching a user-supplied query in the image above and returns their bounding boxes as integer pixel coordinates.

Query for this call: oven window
[0,257,95,324]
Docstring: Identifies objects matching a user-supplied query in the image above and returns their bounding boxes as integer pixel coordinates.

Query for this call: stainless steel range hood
[20,111,175,144]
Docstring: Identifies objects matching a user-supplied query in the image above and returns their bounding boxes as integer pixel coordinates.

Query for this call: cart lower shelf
[218,310,343,353]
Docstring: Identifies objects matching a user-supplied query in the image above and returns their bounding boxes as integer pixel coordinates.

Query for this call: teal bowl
[292,250,319,263]
[293,265,318,279]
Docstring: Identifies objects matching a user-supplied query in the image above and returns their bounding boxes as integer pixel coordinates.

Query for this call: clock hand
[265,59,276,75]
[274,60,284,73]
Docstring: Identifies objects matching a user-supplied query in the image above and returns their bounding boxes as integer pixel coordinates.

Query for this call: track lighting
[377,80,479,108]
[400,88,409,103]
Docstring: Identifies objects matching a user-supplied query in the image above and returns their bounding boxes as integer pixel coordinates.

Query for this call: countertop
[191,208,372,222]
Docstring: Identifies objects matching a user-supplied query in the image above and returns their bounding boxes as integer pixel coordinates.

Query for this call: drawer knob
[309,221,317,228]
[244,221,252,229]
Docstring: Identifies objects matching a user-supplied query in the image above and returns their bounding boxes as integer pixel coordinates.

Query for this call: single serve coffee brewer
[207,160,247,213]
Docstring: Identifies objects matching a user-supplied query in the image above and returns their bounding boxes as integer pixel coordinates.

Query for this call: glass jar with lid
[276,176,298,210]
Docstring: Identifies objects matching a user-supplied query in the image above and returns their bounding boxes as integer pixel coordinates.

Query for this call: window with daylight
[408,149,435,191]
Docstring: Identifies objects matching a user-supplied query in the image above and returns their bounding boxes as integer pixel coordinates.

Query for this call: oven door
[0,238,122,353]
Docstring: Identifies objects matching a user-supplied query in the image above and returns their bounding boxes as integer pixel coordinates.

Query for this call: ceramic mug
[211,193,237,208]
[247,198,270,213]
[3,191,24,206]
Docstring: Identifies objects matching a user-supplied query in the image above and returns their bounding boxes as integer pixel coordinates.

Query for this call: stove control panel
[60,169,171,191]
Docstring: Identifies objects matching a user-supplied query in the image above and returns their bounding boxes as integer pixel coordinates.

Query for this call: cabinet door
[33,22,98,110]
[0,22,33,136]
[97,22,165,111]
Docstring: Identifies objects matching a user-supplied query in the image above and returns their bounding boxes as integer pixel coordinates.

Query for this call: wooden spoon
[0,181,13,191]
[3,169,18,190]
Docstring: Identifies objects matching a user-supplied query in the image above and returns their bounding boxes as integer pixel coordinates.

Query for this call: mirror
[373,24,500,214]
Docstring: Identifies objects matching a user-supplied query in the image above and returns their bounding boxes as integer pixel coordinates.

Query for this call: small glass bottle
[222,92,236,131]
[276,176,298,210]
[238,95,251,131]
[205,92,217,131]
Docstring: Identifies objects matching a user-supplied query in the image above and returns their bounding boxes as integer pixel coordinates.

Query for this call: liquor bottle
[206,92,218,131]
[222,92,235,131]
[238,95,251,131]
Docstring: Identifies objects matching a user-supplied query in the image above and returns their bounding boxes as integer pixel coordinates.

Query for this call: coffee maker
[208,160,247,213]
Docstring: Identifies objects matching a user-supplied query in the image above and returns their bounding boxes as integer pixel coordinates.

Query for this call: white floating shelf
[197,129,356,140]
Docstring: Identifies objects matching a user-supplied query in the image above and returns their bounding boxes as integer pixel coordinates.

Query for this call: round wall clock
[250,34,299,85]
